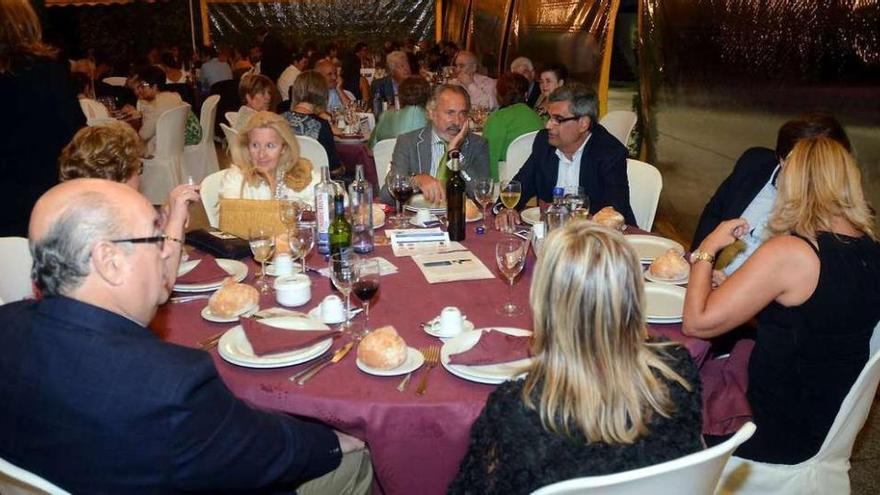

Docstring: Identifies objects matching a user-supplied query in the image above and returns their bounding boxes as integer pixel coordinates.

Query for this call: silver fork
[415,346,440,396]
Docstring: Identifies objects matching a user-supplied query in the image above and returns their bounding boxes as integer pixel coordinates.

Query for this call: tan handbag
[218,198,286,239]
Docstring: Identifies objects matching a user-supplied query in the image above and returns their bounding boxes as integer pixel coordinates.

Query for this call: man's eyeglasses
[548,114,582,125]
[110,234,183,247]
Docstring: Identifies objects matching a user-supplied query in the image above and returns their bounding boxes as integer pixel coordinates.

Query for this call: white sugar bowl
[274,274,311,307]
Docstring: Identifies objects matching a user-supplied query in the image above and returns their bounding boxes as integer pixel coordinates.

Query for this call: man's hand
[335,431,366,454]
[447,119,469,151]
[494,208,520,231]
[457,71,474,86]
[414,174,445,204]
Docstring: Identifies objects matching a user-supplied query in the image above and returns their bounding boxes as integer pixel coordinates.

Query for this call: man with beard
[381,84,489,204]
[495,83,636,230]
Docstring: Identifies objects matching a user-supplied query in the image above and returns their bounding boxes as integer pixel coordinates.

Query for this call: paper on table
[412,251,495,284]
[388,228,467,257]
[317,256,399,277]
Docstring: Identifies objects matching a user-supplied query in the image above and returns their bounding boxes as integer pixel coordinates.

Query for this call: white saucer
[307,306,362,325]
[423,317,475,339]
[356,347,424,376]
[200,302,258,323]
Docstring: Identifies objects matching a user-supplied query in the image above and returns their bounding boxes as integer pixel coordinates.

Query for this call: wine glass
[473,178,500,232]
[330,252,360,333]
[248,229,275,294]
[495,236,526,316]
[290,221,315,274]
[385,171,415,227]
[353,259,381,336]
[499,180,522,233]
[563,186,589,218]
[280,200,302,231]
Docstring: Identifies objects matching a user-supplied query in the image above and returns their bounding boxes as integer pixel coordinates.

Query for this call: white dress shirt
[276,65,301,101]
[553,134,591,192]
[430,130,446,177]
[723,164,781,275]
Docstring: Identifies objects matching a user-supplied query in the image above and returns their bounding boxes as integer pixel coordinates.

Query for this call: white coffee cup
[416,208,432,225]
[273,253,294,277]
[319,295,345,323]
[274,274,311,307]
[438,306,464,336]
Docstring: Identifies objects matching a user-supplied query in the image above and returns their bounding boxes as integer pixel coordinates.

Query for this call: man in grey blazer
[380,84,489,205]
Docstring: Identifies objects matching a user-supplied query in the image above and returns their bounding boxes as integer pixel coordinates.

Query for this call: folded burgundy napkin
[241,318,338,356]
[176,255,229,284]
[448,330,532,366]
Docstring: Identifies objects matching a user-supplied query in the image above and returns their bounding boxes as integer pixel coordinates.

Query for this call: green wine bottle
[328,193,351,255]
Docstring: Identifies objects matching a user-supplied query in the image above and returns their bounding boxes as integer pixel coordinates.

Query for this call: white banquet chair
[626,159,663,231]
[373,138,396,184]
[296,135,329,171]
[501,130,538,183]
[600,110,637,147]
[0,237,33,304]
[140,104,189,205]
[200,170,226,229]
[716,323,880,495]
[224,111,239,127]
[183,95,220,182]
[101,76,127,87]
[532,422,756,495]
[78,99,109,125]
[0,455,70,495]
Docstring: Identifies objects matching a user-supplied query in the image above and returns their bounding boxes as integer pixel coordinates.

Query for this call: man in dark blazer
[0,179,371,494]
[691,112,852,252]
[510,56,540,108]
[381,84,489,204]
[371,50,412,118]
[496,83,636,229]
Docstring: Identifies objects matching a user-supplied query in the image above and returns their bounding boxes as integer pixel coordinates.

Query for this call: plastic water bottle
[314,164,335,255]
[348,164,374,253]
[545,187,569,232]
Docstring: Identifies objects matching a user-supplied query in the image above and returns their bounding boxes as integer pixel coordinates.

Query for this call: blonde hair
[58,122,142,183]
[0,0,57,72]
[768,136,876,241]
[523,222,691,444]
[229,111,313,193]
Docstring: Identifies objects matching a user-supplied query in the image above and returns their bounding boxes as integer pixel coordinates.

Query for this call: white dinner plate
[408,215,438,228]
[441,327,533,384]
[200,302,259,323]
[643,266,690,286]
[423,317,476,339]
[217,316,332,368]
[356,347,425,376]
[624,235,685,263]
[404,194,446,214]
[520,207,541,225]
[173,258,248,293]
[644,282,686,323]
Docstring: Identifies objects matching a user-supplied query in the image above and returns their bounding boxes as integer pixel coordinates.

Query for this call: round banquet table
[152,221,711,495]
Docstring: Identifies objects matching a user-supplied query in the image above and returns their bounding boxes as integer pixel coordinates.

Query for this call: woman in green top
[482,72,544,180]
[367,76,431,149]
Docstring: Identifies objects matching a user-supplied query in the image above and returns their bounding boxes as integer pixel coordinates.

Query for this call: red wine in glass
[391,184,414,205]
[353,280,379,302]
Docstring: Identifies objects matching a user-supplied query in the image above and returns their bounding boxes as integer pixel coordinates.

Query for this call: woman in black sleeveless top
[683,136,880,464]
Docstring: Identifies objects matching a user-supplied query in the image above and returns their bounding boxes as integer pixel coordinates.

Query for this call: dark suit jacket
[510,125,637,226]
[691,147,778,250]
[0,297,341,494]
[525,81,540,108]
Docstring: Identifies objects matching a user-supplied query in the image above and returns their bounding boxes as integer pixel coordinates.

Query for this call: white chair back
[0,456,70,495]
[78,99,109,122]
[533,423,756,495]
[718,323,880,495]
[600,110,637,147]
[183,95,220,182]
[501,130,538,183]
[626,159,662,231]
[101,76,127,87]
[373,138,396,185]
[0,237,33,304]
[140,104,188,204]
[200,170,226,229]
[225,111,239,127]
[296,135,329,171]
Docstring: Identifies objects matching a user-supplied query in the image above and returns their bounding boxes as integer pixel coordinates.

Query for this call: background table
[153,222,711,495]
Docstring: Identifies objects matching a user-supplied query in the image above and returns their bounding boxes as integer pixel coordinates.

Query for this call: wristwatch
[689,250,715,265]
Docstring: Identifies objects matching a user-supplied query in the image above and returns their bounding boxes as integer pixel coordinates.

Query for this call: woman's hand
[700,218,750,255]
[165,184,200,234]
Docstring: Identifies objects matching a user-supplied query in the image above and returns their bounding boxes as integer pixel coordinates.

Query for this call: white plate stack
[644,283,686,324]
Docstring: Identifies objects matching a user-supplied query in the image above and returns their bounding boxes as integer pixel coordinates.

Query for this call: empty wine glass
[330,252,360,333]
[290,221,315,274]
[473,178,500,232]
[353,259,381,336]
[385,171,415,227]
[248,229,275,294]
[495,236,526,316]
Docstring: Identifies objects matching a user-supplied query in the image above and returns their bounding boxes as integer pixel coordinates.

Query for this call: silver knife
[295,341,354,385]
[289,353,333,381]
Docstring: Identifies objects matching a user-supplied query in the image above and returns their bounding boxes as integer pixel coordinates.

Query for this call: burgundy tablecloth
[336,142,378,186]
[152,220,714,495]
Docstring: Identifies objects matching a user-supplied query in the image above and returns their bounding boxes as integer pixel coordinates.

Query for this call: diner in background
[452,50,498,110]
[509,56,541,108]
[234,73,277,131]
[449,222,703,494]
[535,63,568,119]
[495,83,636,230]
[314,58,351,114]
[341,42,371,102]
[0,179,371,493]
[482,72,544,180]
[221,111,320,205]
[277,52,310,104]
[382,84,489,204]
[283,70,345,177]
[367,75,430,149]
[371,50,413,117]
[123,65,201,156]
[198,45,233,93]
[683,137,880,464]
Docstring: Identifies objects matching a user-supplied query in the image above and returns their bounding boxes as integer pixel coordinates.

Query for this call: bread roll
[371,203,386,226]
[649,249,689,280]
[593,206,625,230]
[208,278,259,317]
[465,199,480,221]
[357,325,407,370]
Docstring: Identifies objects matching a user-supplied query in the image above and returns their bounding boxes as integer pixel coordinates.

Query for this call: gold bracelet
[689,250,715,265]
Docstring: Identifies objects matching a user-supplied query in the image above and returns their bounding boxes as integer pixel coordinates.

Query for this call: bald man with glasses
[495,83,636,230]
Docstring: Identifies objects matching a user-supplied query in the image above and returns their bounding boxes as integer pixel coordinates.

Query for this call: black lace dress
[447,344,703,495]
